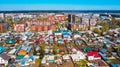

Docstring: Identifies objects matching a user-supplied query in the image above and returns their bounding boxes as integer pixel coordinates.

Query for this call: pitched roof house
[0,46,4,54]
[0,53,10,66]
[87,51,101,60]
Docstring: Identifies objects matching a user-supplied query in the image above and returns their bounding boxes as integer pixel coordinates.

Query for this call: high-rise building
[72,15,75,23]
[68,14,72,23]
[68,14,76,23]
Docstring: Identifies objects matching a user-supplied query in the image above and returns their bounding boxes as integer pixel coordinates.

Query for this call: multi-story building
[29,15,58,32]
[0,25,4,32]
[14,23,25,32]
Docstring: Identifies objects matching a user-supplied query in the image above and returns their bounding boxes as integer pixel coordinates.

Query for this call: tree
[92,28,101,35]
[115,45,120,52]
[5,16,14,32]
[39,44,46,59]
[110,16,120,29]
[103,44,107,49]
[101,23,109,33]
[77,60,88,67]
[53,44,59,54]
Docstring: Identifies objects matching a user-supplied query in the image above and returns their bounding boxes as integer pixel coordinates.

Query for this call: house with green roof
[5,39,15,44]
[73,30,79,34]
[54,30,62,36]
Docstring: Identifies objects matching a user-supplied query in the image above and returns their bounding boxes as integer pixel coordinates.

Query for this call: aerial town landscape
[0,10,120,67]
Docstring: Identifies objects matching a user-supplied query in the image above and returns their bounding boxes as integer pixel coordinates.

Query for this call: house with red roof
[87,51,101,60]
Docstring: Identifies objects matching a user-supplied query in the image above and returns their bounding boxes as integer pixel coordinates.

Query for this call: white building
[71,51,86,61]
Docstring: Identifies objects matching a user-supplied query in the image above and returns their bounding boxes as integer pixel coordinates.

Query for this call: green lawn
[109,59,118,63]
[75,60,88,67]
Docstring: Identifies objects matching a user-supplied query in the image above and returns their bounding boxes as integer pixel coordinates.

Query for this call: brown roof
[0,53,10,60]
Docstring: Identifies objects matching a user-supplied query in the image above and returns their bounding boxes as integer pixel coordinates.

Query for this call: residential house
[0,46,4,54]
[20,56,34,66]
[8,49,16,55]
[62,30,70,38]
[87,60,109,67]
[5,39,15,47]
[71,51,86,61]
[15,55,24,62]
[62,55,70,61]
[17,45,33,56]
[58,38,64,43]
[99,49,114,61]
[54,30,62,36]
[0,53,11,66]
[41,55,55,65]
[18,50,27,56]
[49,34,54,43]
[87,51,101,60]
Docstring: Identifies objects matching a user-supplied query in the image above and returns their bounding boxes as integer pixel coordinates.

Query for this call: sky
[0,0,120,10]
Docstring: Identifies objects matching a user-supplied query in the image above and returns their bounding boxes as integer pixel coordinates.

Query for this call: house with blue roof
[110,60,120,67]
[58,38,64,43]
[16,46,21,53]
[21,45,33,53]
[20,56,34,66]
[116,39,120,44]
[100,49,108,53]
[28,56,34,61]
[0,46,4,54]
[99,49,113,61]
[35,46,40,51]
[62,30,70,38]
[26,45,33,52]
[117,64,120,67]
[118,33,120,39]
[104,39,109,44]
[26,32,32,36]
[111,63,117,67]
[21,58,27,66]
[100,49,112,56]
